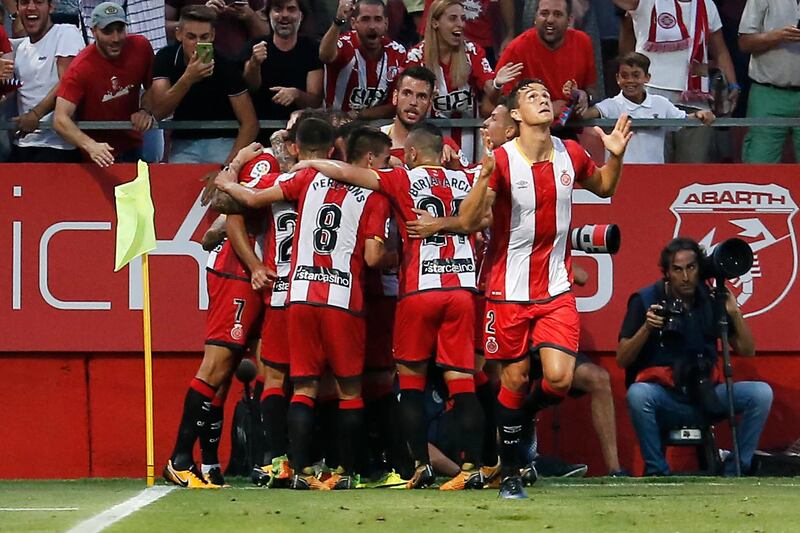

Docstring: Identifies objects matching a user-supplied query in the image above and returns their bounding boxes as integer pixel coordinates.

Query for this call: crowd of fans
[0,0,798,165]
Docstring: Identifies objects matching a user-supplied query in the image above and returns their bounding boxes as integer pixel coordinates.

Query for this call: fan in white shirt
[580,52,714,164]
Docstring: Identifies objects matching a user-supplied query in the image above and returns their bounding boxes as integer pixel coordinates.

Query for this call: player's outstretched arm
[291,159,381,190]
[584,113,632,198]
[364,238,399,269]
[406,209,491,239]
[215,168,286,209]
[456,131,496,232]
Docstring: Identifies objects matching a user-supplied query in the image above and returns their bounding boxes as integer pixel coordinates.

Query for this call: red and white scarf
[645,0,710,100]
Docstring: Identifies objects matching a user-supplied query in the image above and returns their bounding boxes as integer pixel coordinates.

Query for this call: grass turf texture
[2,478,799,532]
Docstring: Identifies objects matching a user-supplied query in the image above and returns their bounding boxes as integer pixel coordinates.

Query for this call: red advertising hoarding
[1,163,798,352]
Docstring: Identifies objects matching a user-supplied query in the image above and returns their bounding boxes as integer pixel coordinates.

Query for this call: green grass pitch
[2,478,799,532]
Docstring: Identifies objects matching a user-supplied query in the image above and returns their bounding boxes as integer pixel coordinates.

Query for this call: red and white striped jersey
[375,165,477,296]
[486,137,597,303]
[205,152,280,281]
[260,172,298,308]
[405,40,494,163]
[279,168,391,314]
[324,31,406,113]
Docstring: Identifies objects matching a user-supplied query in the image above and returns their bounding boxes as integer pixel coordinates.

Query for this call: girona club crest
[670,183,799,318]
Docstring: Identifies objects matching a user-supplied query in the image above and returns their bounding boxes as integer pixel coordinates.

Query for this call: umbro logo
[515,180,529,189]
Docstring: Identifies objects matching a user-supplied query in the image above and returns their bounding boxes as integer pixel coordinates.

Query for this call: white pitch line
[65,486,174,533]
[0,507,79,512]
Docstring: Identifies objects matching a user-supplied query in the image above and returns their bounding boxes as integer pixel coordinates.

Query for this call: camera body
[655,297,684,337]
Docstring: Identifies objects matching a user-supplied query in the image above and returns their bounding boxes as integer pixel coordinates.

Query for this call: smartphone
[196,42,213,64]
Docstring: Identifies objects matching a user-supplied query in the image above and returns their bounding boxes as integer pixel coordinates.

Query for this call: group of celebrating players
[162,63,632,499]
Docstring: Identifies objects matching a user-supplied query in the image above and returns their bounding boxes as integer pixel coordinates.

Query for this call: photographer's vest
[625,281,720,389]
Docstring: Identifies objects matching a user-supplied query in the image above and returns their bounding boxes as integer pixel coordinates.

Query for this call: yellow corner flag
[114,160,156,272]
[114,161,158,486]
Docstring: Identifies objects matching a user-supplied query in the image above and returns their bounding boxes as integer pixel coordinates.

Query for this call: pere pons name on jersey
[312,178,367,202]
[409,174,472,196]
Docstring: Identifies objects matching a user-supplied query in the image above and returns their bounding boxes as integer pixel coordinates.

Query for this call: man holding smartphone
[150,5,259,163]
[166,0,268,59]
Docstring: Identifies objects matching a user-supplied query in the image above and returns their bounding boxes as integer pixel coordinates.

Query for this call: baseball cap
[91,2,128,29]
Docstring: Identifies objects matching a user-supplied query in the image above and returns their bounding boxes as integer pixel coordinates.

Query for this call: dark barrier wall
[2,164,799,477]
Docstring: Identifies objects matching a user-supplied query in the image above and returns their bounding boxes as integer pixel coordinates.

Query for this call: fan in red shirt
[404,0,521,163]
[216,117,394,491]
[495,0,598,119]
[456,78,632,498]
[320,0,406,119]
[54,2,155,167]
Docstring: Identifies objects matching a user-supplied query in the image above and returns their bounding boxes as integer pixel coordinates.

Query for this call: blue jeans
[626,381,773,476]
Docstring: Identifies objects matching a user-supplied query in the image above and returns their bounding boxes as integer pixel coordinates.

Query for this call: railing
[1,117,800,131]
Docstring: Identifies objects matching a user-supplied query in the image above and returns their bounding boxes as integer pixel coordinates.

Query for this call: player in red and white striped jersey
[320,0,406,119]
[457,78,632,498]
[165,146,279,490]
[216,117,395,491]
[379,65,466,168]
[293,122,493,491]
[405,0,522,163]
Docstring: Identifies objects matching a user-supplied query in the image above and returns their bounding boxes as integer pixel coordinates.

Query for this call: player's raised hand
[200,169,220,206]
[478,128,495,180]
[595,113,632,158]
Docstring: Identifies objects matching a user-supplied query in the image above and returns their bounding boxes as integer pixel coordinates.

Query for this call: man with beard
[496,0,598,119]
[319,0,406,119]
[380,65,465,168]
[54,2,155,166]
[10,0,85,162]
[243,0,323,143]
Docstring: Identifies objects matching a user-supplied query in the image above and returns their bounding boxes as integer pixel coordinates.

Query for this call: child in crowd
[580,52,715,164]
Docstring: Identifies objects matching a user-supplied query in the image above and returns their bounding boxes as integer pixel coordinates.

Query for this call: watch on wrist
[9,12,18,21]
[333,17,347,27]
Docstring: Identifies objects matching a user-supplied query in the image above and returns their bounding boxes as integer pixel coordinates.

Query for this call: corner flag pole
[142,253,155,486]
[114,160,158,487]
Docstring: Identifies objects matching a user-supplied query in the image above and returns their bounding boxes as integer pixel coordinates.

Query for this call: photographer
[617,237,772,476]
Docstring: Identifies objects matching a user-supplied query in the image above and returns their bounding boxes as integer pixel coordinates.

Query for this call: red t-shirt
[496,28,596,97]
[57,34,154,155]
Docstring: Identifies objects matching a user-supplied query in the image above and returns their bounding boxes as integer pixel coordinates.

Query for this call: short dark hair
[266,0,309,17]
[507,78,548,111]
[396,65,437,95]
[179,5,217,25]
[296,116,335,155]
[353,0,387,18]
[286,108,329,142]
[659,237,704,276]
[407,121,443,157]
[618,52,650,75]
[346,126,392,164]
[537,0,572,15]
